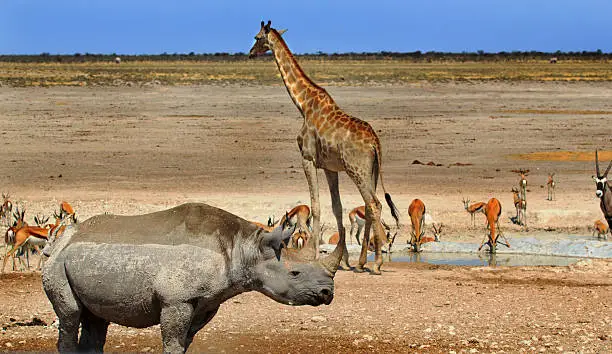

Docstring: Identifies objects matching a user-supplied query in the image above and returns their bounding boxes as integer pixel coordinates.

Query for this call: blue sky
[1,1,610,54]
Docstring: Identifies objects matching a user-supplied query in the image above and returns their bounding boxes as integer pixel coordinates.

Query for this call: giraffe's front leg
[302,158,321,259]
[324,170,350,270]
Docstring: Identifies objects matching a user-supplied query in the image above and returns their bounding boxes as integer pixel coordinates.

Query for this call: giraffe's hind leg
[351,182,386,275]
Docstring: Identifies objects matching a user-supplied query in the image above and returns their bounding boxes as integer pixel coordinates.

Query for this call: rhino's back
[62,242,225,328]
[70,203,258,248]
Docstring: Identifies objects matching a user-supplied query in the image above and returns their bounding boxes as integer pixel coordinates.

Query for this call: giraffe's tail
[373,147,400,228]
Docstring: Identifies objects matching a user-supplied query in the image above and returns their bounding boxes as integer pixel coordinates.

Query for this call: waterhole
[369,252,582,267]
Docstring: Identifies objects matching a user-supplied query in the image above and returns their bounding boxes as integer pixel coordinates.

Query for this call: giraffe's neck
[268,30,337,117]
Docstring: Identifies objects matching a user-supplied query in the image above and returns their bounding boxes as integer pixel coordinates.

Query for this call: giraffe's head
[249,20,286,58]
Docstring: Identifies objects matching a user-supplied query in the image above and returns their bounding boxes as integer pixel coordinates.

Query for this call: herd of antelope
[0,151,609,273]
[246,151,611,257]
[462,151,612,251]
[248,201,443,255]
[1,195,76,273]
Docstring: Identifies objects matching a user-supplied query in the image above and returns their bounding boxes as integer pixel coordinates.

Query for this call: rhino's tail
[42,225,76,259]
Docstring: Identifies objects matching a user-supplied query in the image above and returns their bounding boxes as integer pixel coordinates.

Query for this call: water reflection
[369,252,582,267]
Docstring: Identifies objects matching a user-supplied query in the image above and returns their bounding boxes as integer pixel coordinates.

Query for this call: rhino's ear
[262,223,296,260]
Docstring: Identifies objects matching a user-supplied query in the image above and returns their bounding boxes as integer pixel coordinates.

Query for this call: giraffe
[249,21,400,274]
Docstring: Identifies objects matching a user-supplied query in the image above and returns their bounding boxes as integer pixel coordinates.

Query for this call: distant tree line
[0,50,609,63]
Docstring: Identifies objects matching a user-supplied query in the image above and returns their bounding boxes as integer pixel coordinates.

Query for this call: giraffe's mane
[269,29,324,92]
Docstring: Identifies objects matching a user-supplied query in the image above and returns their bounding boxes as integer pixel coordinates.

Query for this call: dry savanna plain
[0,60,610,353]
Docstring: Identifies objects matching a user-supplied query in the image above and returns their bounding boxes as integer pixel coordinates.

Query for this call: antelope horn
[318,232,345,276]
[596,150,601,177]
[604,159,612,178]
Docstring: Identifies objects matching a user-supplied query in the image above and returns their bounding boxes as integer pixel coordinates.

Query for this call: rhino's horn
[319,232,345,276]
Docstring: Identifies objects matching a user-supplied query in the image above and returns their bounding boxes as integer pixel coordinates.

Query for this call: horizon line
[2,49,611,56]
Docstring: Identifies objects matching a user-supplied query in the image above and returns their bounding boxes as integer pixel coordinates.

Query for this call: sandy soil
[0,81,611,352]
[0,262,610,353]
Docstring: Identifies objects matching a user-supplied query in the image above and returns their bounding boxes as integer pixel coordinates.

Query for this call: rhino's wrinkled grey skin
[42,203,344,353]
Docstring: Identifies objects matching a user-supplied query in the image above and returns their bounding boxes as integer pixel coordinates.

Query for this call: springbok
[34,214,50,228]
[250,216,277,232]
[547,173,556,201]
[478,198,510,253]
[327,231,340,245]
[518,169,529,192]
[58,201,78,224]
[462,198,486,227]
[511,187,527,227]
[4,206,28,270]
[348,205,392,245]
[2,213,71,273]
[515,169,529,228]
[593,150,612,233]
[592,220,609,240]
[290,229,311,249]
[15,214,53,269]
[419,223,443,245]
[277,205,312,248]
[0,193,12,226]
[431,223,443,242]
[3,225,49,273]
[408,199,426,252]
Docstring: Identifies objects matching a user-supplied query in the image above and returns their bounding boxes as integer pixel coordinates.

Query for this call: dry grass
[1,60,612,87]
[509,150,612,161]
[497,109,612,115]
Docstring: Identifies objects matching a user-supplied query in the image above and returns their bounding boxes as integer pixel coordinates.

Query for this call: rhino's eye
[289,270,301,277]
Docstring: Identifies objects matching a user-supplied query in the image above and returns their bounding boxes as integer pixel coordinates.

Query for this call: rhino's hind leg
[185,306,219,350]
[160,302,195,354]
[78,308,110,352]
[42,264,82,352]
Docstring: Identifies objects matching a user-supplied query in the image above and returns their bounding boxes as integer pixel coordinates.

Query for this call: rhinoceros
[42,203,344,353]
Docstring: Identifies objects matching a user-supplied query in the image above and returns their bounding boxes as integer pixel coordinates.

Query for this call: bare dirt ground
[0,81,611,352]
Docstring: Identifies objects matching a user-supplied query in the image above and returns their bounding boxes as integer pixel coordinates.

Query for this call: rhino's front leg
[160,302,195,354]
[185,306,219,351]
